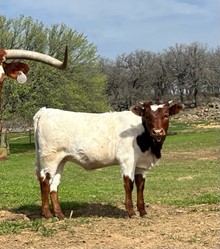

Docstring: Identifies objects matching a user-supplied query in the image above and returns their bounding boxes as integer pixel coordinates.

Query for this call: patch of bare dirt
[0,204,219,249]
[196,124,220,129]
[163,147,219,161]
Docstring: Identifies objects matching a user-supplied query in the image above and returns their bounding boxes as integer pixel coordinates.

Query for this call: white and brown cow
[34,101,183,219]
[0,46,68,83]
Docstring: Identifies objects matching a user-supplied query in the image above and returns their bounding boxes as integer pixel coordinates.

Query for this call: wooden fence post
[0,128,9,159]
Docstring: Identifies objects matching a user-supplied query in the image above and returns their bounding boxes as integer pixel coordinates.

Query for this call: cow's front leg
[135,174,147,217]
[39,173,53,219]
[123,175,135,217]
[50,190,65,219]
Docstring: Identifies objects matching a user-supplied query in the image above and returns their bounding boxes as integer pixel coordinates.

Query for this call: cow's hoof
[54,211,65,220]
[139,210,147,217]
[127,209,136,218]
[42,209,53,219]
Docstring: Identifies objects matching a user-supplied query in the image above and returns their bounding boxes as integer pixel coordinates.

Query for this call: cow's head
[0,46,68,84]
[131,100,183,142]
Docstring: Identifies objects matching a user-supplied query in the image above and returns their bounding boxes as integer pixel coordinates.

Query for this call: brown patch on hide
[2,61,29,79]
[0,49,6,64]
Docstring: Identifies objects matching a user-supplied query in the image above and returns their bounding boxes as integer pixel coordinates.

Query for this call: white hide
[34,107,159,192]
[150,104,164,111]
[0,65,6,82]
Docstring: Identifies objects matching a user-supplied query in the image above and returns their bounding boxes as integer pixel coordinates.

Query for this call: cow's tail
[33,107,46,180]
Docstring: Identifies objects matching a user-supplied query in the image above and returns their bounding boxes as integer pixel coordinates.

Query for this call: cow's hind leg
[39,173,53,218]
[49,160,65,219]
[135,174,147,217]
[123,175,135,217]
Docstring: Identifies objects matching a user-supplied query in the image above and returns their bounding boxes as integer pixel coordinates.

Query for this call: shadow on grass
[10,201,128,220]
[9,143,35,154]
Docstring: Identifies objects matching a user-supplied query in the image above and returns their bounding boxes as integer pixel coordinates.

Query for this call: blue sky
[1,0,219,59]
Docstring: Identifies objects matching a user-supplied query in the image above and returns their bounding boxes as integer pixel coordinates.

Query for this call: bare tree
[148,53,171,100]
[164,44,190,103]
[185,43,208,107]
[101,50,160,110]
[205,47,220,97]
[101,43,219,110]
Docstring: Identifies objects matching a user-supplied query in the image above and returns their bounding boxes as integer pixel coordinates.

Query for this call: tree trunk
[193,87,198,108]
[0,128,8,160]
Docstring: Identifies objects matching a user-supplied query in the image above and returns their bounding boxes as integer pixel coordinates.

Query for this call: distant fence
[8,130,34,144]
[1,129,34,155]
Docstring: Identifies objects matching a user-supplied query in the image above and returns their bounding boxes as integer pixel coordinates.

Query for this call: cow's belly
[65,139,117,170]
[66,149,117,170]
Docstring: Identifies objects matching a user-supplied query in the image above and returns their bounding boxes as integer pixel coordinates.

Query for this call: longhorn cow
[0,46,68,156]
[34,101,183,219]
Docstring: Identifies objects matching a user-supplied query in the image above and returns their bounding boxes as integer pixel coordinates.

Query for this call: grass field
[0,119,219,237]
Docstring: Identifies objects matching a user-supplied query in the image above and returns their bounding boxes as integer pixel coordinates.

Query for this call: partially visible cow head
[131,100,183,142]
[0,46,68,84]
[1,61,30,83]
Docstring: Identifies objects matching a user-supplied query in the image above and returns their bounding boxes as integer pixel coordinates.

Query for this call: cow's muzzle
[151,128,166,142]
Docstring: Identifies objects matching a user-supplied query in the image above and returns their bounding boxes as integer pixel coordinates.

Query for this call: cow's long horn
[4,45,68,69]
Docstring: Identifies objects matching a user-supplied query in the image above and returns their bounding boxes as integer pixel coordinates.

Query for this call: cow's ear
[169,103,184,116]
[130,106,144,116]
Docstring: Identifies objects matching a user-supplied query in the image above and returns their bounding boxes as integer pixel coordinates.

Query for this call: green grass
[165,129,219,151]
[145,159,219,206]
[8,132,35,154]
[0,120,219,235]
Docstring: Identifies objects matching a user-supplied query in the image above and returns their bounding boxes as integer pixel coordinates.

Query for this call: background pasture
[0,116,219,248]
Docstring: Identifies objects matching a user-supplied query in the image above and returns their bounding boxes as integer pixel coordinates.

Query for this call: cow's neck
[136,122,165,159]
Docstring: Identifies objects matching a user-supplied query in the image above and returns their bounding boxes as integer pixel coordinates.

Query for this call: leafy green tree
[0,15,110,130]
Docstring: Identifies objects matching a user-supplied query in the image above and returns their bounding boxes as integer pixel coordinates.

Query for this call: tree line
[100,43,219,110]
[0,15,219,129]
